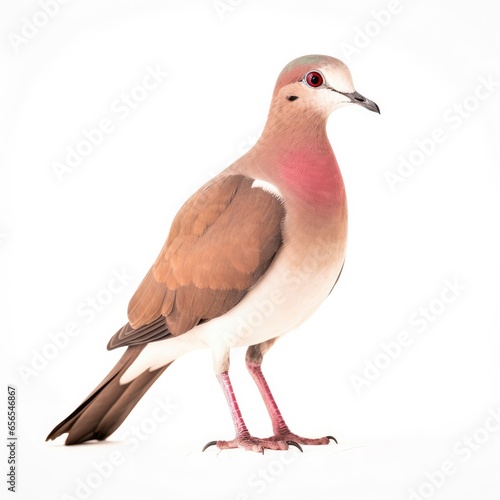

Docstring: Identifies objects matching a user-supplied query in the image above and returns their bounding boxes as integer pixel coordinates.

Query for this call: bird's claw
[202,436,302,453]
[202,440,218,452]
[202,434,334,452]
[285,440,303,452]
[267,431,338,447]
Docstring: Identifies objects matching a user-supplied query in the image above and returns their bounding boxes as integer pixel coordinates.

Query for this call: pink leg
[216,371,250,438]
[246,341,337,447]
[246,362,290,436]
[203,371,292,453]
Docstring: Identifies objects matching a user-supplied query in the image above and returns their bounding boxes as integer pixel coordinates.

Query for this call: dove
[47,54,379,453]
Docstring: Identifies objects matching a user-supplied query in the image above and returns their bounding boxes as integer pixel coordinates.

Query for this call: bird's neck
[254,111,346,212]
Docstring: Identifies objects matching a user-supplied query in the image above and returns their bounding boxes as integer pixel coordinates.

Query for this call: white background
[1,0,500,499]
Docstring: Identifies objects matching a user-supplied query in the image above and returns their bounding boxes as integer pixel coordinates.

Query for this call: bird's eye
[305,71,324,88]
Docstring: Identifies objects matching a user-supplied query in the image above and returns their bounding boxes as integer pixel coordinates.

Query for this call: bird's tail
[46,345,170,445]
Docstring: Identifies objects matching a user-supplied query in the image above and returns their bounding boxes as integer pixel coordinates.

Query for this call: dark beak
[341,90,380,114]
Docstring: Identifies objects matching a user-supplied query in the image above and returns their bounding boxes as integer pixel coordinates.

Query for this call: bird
[46,54,379,453]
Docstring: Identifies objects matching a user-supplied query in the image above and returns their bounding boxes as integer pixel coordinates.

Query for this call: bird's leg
[203,351,293,453]
[203,370,294,453]
[215,371,251,442]
[245,340,337,447]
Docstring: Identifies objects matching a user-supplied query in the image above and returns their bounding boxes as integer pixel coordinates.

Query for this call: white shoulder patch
[251,179,282,199]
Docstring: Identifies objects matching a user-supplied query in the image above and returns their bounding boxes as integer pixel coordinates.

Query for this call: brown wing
[107,174,284,350]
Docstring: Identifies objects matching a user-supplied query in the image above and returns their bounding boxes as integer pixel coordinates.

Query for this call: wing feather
[108,174,284,349]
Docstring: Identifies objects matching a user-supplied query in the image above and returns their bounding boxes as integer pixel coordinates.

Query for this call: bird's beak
[341,90,380,114]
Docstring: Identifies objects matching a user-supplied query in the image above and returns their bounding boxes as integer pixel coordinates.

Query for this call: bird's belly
[200,234,346,350]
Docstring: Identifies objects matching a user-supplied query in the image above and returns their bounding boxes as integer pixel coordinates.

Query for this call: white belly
[221,245,344,348]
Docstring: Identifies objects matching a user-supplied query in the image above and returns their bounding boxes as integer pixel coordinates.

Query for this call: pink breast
[278,148,346,209]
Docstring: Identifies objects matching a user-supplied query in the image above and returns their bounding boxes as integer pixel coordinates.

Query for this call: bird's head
[271,54,380,117]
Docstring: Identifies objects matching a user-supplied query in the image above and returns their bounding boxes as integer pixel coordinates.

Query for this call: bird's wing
[107,174,284,349]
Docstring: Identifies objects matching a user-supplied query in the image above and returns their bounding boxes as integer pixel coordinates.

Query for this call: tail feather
[46,345,169,445]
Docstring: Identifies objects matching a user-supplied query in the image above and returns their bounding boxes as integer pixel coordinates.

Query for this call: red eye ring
[305,71,324,88]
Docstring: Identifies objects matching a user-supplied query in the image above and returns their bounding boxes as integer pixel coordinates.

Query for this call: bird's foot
[202,434,303,453]
[265,430,337,447]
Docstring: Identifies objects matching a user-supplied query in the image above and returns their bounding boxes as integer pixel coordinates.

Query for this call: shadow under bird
[47,54,379,453]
